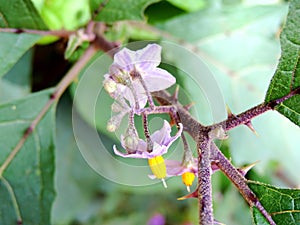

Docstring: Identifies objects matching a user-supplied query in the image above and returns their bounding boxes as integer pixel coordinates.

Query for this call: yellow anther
[182,172,195,192]
[148,156,167,188]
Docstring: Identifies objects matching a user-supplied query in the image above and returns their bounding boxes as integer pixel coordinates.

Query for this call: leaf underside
[0,89,55,225]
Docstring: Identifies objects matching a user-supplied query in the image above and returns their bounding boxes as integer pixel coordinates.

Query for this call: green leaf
[156,4,285,42]
[275,95,300,126]
[249,181,300,225]
[265,0,300,102]
[252,207,270,225]
[0,89,55,225]
[0,0,46,76]
[0,49,32,103]
[92,0,161,23]
[52,94,102,224]
[166,0,206,12]
[0,32,41,78]
[0,0,47,29]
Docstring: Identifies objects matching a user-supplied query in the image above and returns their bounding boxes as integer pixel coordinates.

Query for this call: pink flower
[113,120,183,158]
[104,44,176,110]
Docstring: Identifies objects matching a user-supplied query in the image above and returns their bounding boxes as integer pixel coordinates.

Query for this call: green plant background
[0,0,299,225]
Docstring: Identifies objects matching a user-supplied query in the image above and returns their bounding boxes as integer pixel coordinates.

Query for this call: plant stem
[210,143,276,225]
[198,132,214,225]
[0,43,98,177]
[0,28,75,38]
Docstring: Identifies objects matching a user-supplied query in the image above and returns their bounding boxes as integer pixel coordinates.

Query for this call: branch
[210,143,276,225]
[0,28,75,38]
[197,132,213,225]
[212,86,300,131]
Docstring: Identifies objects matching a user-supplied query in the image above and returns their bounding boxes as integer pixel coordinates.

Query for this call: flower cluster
[103,43,196,190]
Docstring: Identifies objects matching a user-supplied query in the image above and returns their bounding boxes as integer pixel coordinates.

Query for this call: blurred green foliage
[0,0,300,225]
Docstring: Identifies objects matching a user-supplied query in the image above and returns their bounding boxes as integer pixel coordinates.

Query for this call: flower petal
[165,160,184,176]
[150,120,172,145]
[135,44,161,71]
[143,68,176,92]
[113,47,135,71]
[122,82,147,109]
[113,145,150,158]
[163,123,183,148]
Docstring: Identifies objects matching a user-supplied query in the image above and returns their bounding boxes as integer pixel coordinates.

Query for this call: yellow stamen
[148,156,167,188]
[182,172,195,192]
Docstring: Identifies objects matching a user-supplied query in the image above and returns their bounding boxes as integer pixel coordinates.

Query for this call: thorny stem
[214,87,300,131]
[142,113,153,151]
[210,143,276,225]
[197,132,213,225]
[0,43,98,177]
[153,88,300,225]
[0,27,75,38]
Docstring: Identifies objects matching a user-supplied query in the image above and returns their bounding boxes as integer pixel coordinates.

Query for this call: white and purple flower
[103,44,176,111]
[113,120,183,159]
[113,120,183,188]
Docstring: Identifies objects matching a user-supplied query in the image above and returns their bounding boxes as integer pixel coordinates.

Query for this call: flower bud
[107,114,123,132]
[104,78,117,94]
[111,102,123,112]
[123,135,138,150]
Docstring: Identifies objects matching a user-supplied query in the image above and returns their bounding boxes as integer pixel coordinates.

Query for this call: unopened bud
[107,113,123,132]
[107,123,117,132]
[104,78,117,94]
[111,102,123,112]
[123,134,138,150]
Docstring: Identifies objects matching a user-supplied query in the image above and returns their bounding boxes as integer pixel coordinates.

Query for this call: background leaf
[0,89,55,225]
[92,0,161,23]
[0,0,47,29]
[0,33,41,78]
[265,0,300,102]
[249,181,300,225]
[0,0,45,77]
[265,0,300,127]
[0,49,32,103]
[52,94,103,225]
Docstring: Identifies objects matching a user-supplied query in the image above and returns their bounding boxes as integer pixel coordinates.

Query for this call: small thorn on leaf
[238,161,260,176]
[184,102,195,111]
[177,189,198,200]
[245,121,259,136]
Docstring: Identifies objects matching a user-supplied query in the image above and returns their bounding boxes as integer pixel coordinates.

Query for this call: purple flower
[104,44,176,110]
[147,213,166,225]
[113,120,183,158]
